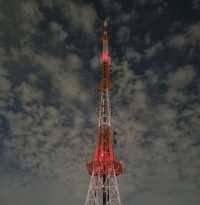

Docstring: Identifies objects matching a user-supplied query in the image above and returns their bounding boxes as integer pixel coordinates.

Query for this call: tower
[85,20,123,205]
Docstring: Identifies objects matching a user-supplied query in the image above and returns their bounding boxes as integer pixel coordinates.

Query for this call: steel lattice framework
[85,20,123,205]
[85,168,121,205]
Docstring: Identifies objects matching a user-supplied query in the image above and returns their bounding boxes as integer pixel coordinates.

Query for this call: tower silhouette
[85,20,123,205]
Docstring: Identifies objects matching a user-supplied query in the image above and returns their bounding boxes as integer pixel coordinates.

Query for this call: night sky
[0,0,200,205]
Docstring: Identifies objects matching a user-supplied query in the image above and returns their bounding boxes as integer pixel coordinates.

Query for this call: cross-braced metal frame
[85,166,122,205]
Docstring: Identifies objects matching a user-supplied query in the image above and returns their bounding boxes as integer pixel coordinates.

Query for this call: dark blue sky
[0,0,200,205]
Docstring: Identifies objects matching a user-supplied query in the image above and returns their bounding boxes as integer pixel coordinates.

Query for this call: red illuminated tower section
[85,20,123,205]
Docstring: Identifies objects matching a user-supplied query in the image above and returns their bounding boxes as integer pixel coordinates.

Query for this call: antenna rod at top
[100,18,112,90]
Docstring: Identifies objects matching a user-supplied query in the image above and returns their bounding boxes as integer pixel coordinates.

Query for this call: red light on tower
[101,51,111,65]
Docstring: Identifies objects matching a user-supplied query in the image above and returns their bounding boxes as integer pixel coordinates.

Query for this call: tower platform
[87,159,123,176]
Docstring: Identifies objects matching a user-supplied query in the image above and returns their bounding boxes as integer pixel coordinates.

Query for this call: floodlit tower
[85,20,123,205]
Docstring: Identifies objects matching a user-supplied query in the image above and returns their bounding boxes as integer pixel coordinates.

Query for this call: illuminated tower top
[86,20,123,176]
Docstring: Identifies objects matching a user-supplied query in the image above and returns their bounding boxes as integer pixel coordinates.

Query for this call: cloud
[0,64,11,109]
[62,1,97,33]
[20,1,43,34]
[0,0,42,47]
[0,66,10,98]
[168,22,200,49]
[15,82,44,104]
[168,34,186,50]
[125,48,142,63]
[49,22,68,44]
[40,0,97,33]
[167,65,196,90]
[145,41,163,58]
[90,54,99,70]
[163,65,196,108]
[187,22,200,45]
[34,53,90,103]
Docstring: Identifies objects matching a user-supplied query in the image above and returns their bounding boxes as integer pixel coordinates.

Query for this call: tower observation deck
[85,20,123,205]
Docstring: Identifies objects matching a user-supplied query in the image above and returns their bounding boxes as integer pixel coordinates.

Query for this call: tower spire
[85,21,123,205]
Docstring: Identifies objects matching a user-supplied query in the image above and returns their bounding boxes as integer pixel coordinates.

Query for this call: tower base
[85,166,122,205]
